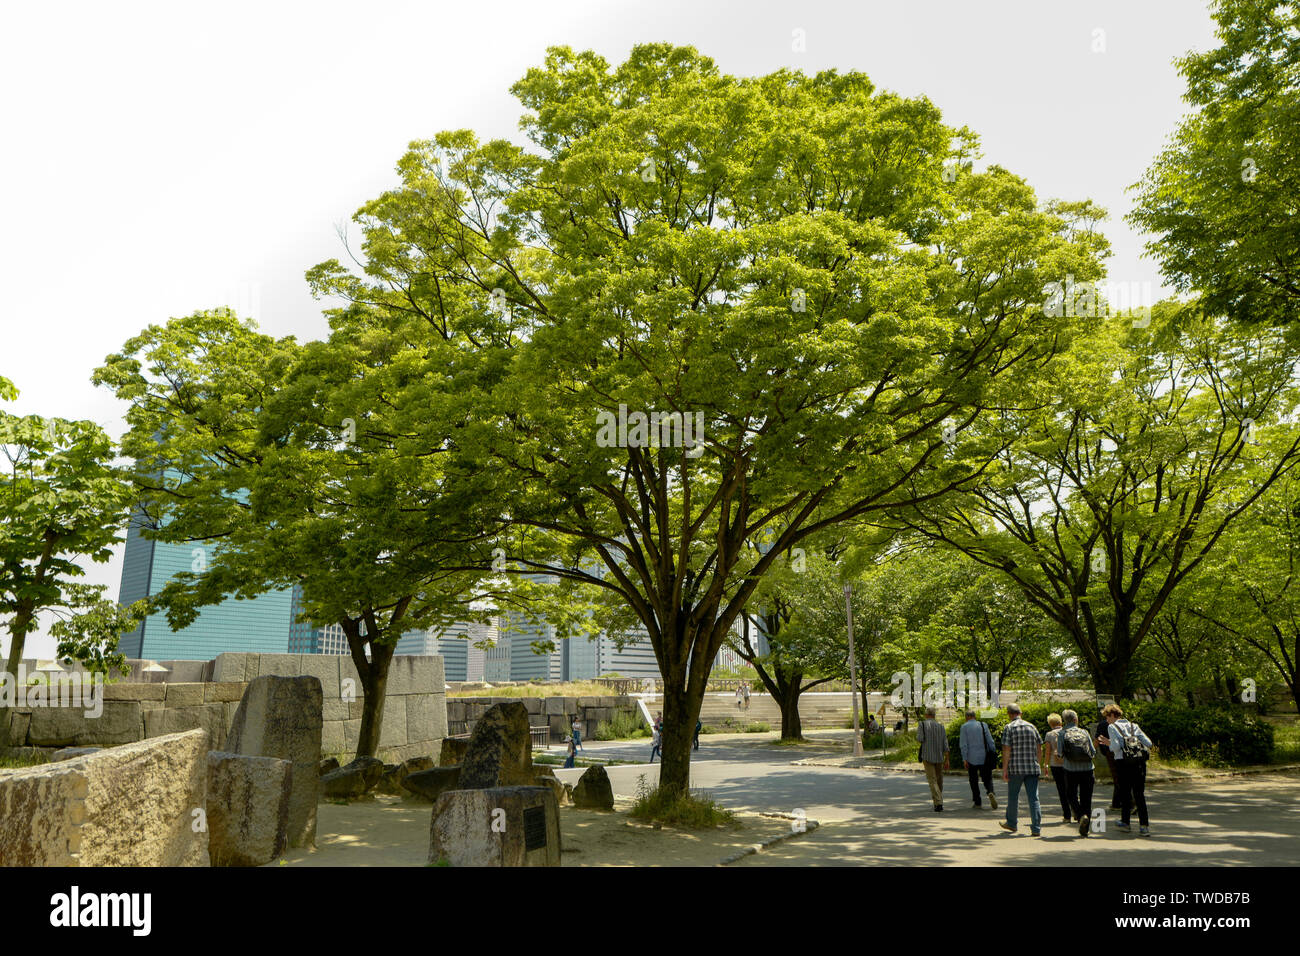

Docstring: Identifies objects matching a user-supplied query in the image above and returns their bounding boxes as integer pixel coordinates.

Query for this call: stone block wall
[0,729,210,866]
[4,654,447,765]
[446,695,637,742]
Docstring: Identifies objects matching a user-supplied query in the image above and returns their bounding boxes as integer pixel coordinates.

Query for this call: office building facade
[117,512,295,659]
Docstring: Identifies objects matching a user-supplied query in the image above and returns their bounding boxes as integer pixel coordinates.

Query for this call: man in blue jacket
[959,708,999,810]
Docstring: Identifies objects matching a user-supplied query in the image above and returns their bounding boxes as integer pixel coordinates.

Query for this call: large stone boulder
[459,702,533,789]
[438,736,469,766]
[320,756,384,799]
[0,729,209,866]
[225,675,323,848]
[377,755,434,795]
[402,765,461,802]
[571,765,615,810]
[206,751,292,867]
[428,786,561,867]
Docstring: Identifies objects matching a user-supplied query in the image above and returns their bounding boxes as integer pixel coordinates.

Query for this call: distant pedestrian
[1056,709,1098,837]
[998,703,1043,836]
[916,706,950,811]
[563,735,576,769]
[649,712,663,763]
[1104,703,1153,836]
[1043,713,1071,824]
[1094,705,1122,810]
[736,684,745,710]
[742,682,751,711]
[958,709,998,810]
[693,718,702,750]
[571,716,584,752]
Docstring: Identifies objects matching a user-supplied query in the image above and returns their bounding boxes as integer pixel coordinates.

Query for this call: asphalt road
[552,731,1300,866]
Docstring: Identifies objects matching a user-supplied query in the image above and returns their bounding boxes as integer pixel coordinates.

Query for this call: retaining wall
[4,653,447,765]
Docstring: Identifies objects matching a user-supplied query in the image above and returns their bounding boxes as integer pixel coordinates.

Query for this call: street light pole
[846,584,862,756]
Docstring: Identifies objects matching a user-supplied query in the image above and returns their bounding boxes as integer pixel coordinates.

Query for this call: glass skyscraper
[117,511,296,659]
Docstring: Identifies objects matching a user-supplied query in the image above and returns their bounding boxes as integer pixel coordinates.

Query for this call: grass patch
[593,709,648,740]
[628,776,739,829]
[0,750,50,769]
[1267,719,1300,764]
[742,721,771,733]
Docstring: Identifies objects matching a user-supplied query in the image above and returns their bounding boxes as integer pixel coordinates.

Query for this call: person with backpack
[958,708,998,810]
[1103,703,1153,836]
[1055,709,1098,837]
[1042,713,1072,825]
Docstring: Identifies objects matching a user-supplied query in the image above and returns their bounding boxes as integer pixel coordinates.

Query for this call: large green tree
[1131,0,1300,327]
[1183,475,1300,710]
[307,45,1108,794]
[94,310,502,758]
[887,304,1300,696]
[0,375,142,749]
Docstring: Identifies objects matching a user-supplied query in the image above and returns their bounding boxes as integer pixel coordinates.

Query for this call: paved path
[552,732,1300,866]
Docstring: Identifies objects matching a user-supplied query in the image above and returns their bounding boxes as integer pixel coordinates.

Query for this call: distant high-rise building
[117,512,295,659]
[286,587,349,655]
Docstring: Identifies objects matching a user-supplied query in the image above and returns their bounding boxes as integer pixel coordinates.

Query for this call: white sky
[1,0,1217,656]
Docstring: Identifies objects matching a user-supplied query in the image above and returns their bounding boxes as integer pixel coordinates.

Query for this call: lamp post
[846,584,862,756]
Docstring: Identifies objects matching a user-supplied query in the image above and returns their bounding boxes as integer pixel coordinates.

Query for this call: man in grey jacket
[958,709,998,810]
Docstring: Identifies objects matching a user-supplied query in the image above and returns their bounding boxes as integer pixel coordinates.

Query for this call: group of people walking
[916,702,1153,837]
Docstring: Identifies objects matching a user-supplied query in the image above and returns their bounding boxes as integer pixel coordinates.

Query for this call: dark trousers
[967,761,994,803]
[1115,757,1150,826]
[1065,769,1094,824]
[1102,749,1121,807]
[1050,766,1071,819]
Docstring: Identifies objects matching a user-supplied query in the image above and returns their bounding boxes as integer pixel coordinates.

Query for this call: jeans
[1050,766,1071,819]
[1065,769,1094,824]
[650,744,660,763]
[1115,757,1150,826]
[1005,774,1042,833]
[967,761,994,803]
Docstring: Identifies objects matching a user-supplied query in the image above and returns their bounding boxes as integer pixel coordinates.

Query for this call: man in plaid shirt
[998,703,1043,836]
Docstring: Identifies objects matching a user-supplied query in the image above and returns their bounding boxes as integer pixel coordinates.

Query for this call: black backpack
[1117,720,1150,760]
[1061,726,1092,762]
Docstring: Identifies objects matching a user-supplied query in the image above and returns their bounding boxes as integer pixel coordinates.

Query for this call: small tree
[95,311,502,758]
[0,376,139,749]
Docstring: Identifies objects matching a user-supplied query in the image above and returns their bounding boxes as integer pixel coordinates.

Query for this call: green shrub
[593,709,646,740]
[628,777,738,829]
[1123,700,1274,767]
[743,721,770,733]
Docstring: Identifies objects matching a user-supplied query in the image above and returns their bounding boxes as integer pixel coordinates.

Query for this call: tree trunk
[352,641,395,759]
[1094,657,1133,699]
[778,676,803,741]
[657,677,699,797]
[0,609,34,752]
